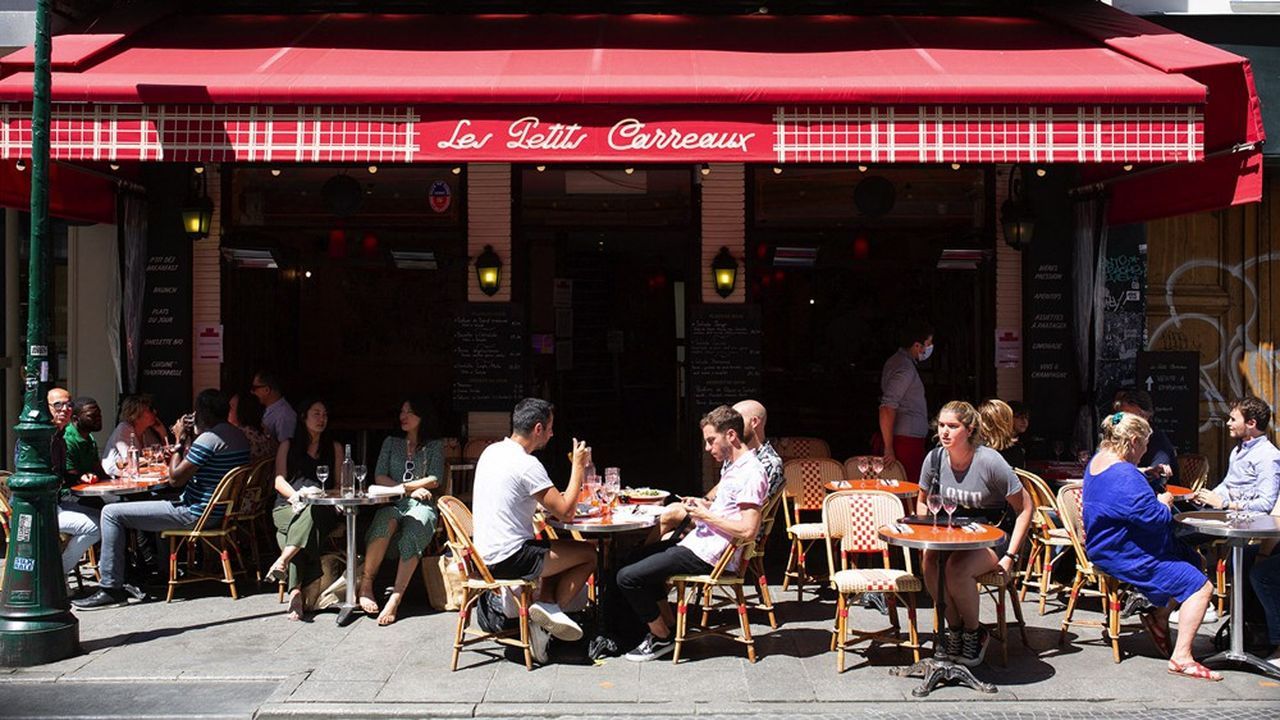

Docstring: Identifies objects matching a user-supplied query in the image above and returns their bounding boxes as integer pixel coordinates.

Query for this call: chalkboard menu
[688,304,762,414]
[1136,351,1200,453]
[139,175,194,423]
[452,304,526,411]
[1023,252,1078,442]
[1096,225,1148,418]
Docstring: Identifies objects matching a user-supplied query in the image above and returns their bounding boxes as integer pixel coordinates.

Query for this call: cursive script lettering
[607,118,754,153]
[506,116,587,151]
[437,120,492,150]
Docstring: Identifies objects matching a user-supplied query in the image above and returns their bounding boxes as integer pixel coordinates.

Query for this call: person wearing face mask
[878,319,934,483]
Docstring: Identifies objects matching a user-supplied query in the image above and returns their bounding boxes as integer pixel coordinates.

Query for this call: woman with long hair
[266,398,344,621]
[228,391,277,462]
[357,396,446,625]
[1083,411,1219,680]
[917,400,1033,668]
[978,398,1025,469]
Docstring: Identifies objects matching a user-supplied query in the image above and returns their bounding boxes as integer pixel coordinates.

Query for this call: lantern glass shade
[181,197,214,240]
[1001,197,1035,250]
[711,246,738,297]
[475,245,503,296]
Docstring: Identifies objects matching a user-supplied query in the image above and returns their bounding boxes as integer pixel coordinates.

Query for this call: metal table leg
[335,506,360,626]
[1201,540,1280,679]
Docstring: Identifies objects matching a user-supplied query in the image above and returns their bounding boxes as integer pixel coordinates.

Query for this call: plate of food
[621,487,670,505]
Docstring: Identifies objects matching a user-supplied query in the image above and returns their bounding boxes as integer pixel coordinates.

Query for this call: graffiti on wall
[1150,250,1280,432]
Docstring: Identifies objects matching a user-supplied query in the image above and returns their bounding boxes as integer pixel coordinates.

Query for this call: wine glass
[316,465,330,491]
[871,457,884,479]
[856,458,870,479]
[942,496,959,527]
[114,454,129,479]
[354,464,367,496]
[927,493,943,528]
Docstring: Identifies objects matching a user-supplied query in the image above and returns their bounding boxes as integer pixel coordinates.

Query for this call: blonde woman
[917,401,1033,667]
[978,399,1024,469]
[1083,411,1219,681]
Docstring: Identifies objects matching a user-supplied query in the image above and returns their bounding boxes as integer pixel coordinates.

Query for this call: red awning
[1038,2,1264,223]
[0,162,117,224]
[0,13,1208,167]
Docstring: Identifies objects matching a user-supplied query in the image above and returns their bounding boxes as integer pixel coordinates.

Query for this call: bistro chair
[1177,453,1210,492]
[448,438,502,503]
[975,566,1030,666]
[773,436,831,463]
[781,458,845,599]
[437,495,536,671]
[822,490,922,671]
[1015,468,1075,615]
[228,457,275,581]
[1057,484,1129,663]
[843,456,908,483]
[162,463,255,602]
[743,490,786,629]
[669,537,758,664]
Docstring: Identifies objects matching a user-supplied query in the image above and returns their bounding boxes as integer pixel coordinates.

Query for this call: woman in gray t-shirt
[915,401,1034,667]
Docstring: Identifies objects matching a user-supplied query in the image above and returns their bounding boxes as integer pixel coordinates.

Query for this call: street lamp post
[0,0,81,666]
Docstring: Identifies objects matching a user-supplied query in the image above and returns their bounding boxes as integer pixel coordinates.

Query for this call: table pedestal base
[335,602,361,627]
[891,658,996,697]
[1202,649,1280,680]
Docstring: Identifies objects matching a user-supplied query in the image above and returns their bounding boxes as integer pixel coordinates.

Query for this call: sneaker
[624,632,675,662]
[1170,605,1219,625]
[863,592,890,616]
[935,629,962,661]
[527,623,551,665]
[529,601,583,642]
[957,627,990,668]
[71,587,131,611]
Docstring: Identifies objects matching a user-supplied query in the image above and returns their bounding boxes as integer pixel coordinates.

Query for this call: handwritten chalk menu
[452,304,526,411]
[688,305,762,413]
[1136,351,1200,453]
[1023,245,1079,443]
[140,213,193,423]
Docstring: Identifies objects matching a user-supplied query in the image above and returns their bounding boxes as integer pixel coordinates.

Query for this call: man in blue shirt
[1194,397,1280,515]
[73,389,249,610]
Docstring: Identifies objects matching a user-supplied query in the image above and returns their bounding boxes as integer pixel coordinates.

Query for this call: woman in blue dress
[1083,411,1220,681]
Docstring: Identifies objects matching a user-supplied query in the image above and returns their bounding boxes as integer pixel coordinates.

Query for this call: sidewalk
[2,578,1278,718]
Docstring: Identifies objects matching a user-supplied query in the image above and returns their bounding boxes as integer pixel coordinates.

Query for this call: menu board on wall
[1023,245,1079,446]
[452,304,526,411]
[139,233,193,423]
[1137,351,1200,454]
[688,304,762,414]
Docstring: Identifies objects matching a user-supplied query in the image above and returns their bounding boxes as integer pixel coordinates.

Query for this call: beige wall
[68,223,119,449]
[994,165,1023,401]
[700,163,746,304]
[192,165,222,395]
[467,163,512,303]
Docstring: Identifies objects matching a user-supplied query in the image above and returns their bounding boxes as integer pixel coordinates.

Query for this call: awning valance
[0,12,1209,165]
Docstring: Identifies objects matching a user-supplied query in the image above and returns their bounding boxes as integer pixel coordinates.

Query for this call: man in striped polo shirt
[74,389,250,610]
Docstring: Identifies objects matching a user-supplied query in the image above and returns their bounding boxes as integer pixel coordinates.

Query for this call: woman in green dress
[358,396,445,625]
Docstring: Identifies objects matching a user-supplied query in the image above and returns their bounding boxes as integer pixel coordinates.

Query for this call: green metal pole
[0,0,80,666]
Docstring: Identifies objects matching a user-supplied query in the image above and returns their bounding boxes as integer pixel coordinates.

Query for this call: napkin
[367,485,406,498]
[1183,517,1229,528]
[289,486,324,513]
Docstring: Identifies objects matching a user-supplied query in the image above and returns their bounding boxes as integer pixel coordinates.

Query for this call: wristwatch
[1004,551,1020,563]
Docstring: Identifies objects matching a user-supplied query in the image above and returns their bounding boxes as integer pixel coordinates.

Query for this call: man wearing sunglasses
[251,370,295,443]
[51,390,102,582]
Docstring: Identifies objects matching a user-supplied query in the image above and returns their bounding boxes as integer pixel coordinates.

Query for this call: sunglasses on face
[51,401,72,410]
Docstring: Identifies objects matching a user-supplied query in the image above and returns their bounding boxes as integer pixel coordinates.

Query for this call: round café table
[71,474,172,498]
[879,520,1006,697]
[300,491,398,626]
[825,479,922,499]
[1175,510,1280,680]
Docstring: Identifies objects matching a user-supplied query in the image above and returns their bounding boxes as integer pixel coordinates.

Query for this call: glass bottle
[340,444,355,498]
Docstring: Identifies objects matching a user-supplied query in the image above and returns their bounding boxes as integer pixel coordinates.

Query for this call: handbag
[422,552,466,611]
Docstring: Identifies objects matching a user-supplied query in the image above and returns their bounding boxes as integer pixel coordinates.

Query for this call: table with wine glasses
[880,519,1007,697]
[825,479,922,499]
[301,488,397,626]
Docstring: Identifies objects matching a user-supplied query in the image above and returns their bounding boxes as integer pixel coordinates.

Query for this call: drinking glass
[316,465,330,491]
[871,457,884,478]
[856,458,870,479]
[354,465,367,496]
[927,493,942,528]
[942,496,958,526]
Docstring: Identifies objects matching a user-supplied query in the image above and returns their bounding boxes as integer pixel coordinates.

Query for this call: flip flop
[1167,659,1223,682]
[1140,610,1173,659]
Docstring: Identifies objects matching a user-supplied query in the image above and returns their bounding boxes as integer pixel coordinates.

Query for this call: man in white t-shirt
[472,398,595,663]
[616,405,768,662]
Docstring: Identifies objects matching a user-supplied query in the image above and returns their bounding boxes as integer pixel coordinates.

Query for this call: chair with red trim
[781,458,844,599]
[438,495,536,671]
[822,490,922,671]
[162,463,254,601]
[773,436,831,462]
[1015,468,1075,615]
[668,537,758,664]
[743,490,786,629]
[1056,484,1131,663]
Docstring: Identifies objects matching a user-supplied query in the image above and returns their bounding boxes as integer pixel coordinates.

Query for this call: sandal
[1140,610,1173,659]
[264,560,288,584]
[1167,659,1222,682]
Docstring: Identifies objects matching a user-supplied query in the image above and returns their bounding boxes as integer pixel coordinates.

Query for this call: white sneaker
[1169,605,1219,625]
[528,623,551,665]
[529,601,583,642]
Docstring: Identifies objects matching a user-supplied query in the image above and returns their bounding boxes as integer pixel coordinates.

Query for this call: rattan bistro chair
[1056,484,1129,663]
[1016,468,1075,615]
[781,458,845,599]
[743,490,786,629]
[438,495,536,671]
[163,463,255,601]
[227,457,275,581]
[773,436,831,462]
[822,490,922,671]
[669,537,759,664]
[1177,453,1210,492]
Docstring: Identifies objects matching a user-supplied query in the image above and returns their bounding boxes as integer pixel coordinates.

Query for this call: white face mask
[918,344,934,362]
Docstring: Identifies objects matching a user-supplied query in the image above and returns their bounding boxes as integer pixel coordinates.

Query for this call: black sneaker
[957,627,990,667]
[624,632,675,662]
[863,592,890,616]
[936,629,962,660]
[71,587,131,611]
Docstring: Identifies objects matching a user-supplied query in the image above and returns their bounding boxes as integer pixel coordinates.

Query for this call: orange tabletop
[1166,484,1193,497]
[825,479,922,499]
[71,477,171,497]
[878,521,1005,552]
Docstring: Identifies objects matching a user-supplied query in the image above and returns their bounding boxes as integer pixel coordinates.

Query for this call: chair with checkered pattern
[822,490,922,671]
[1015,468,1076,615]
[773,436,832,462]
[669,536,759,664]
[781,458,845,600]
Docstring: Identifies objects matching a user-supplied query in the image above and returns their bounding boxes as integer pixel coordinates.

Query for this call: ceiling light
[950,163,961,170]
[270,168,281,177]
[304,270,312,279]
[193,165,204,174]
[857,165,868,173]
[109,163,120,171]
[699,163,712,176]
[367,165,378,174]
[772,166,783,175]
[451,166,462,175]
[624,167,635,175]
[535,165,546,172]
[1122,164,1134,172]
[1035,167,1047,177]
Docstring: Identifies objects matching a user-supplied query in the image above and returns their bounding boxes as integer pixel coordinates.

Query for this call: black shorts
[488,538,550,581]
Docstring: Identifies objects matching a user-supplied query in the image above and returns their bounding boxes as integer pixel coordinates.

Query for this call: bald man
[653,399,784,541]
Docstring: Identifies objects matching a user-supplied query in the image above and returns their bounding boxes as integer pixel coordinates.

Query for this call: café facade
[0,2,1272,488]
